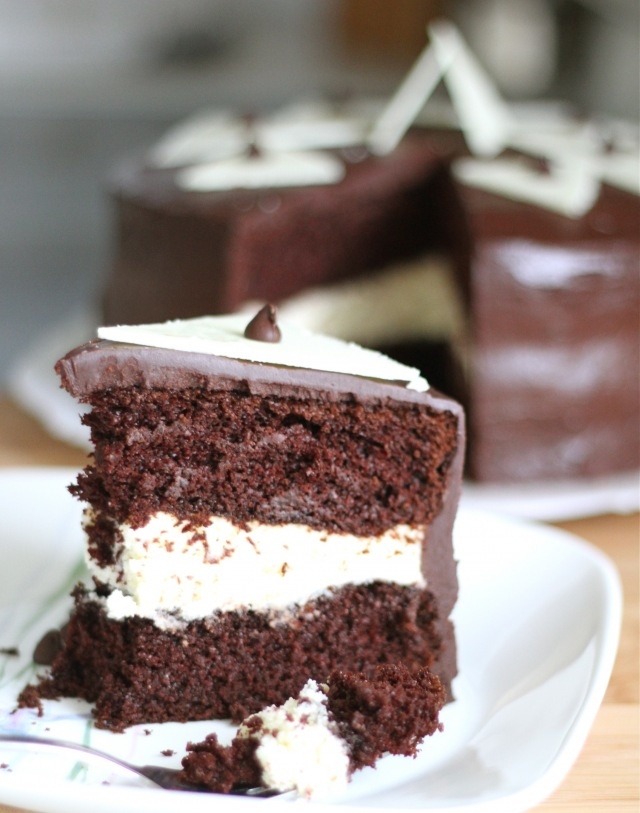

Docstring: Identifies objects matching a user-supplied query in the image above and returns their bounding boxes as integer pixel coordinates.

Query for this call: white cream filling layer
[239,679,350,799]
[86,510,425,623]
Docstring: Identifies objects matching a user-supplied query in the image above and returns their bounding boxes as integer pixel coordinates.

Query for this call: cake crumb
[15,684,44,717]
[0,646,19,656]
[161,749,175,757]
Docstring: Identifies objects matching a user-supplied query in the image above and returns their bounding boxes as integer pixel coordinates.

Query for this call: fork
[0,734,283,796]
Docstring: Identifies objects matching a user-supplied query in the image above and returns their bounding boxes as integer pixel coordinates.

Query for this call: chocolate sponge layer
[74,386,459,535]
[25,582,453,732]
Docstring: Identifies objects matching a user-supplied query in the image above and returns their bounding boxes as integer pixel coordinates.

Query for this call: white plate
[461,472,639,522]
[8,317,639,521]
[0,468,622,812]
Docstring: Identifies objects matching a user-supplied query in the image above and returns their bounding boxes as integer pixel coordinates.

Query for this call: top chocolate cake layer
[56,333,464,551]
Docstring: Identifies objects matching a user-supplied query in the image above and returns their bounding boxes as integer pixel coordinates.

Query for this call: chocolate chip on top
[243,304,281,343]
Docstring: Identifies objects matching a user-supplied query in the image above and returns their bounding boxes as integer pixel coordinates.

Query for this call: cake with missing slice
[19,306,464,731]
[101,96,639,486]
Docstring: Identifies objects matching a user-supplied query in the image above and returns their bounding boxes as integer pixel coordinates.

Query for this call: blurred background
[1,0,638,386]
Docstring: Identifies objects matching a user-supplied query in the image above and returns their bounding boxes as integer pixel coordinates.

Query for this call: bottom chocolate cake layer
[21,582,454,732]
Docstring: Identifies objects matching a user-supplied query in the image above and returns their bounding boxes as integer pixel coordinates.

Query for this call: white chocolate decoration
[368,19,514,157]
[509,118,639,195]
[462,112,639,204]
[510,118,600,164]
[177,149,345,191]
[597,149,640,196]
[593,121,640,196]
[86,509,425,623]
[368,36,449,156]
[149,110,247,168]
[97,314,429,391]
[257,99,369,152]
[454,155,601,218]
[149,100,371,170]
[429,19,512,158]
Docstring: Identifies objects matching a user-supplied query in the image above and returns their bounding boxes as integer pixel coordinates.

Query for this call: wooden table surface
[0,394,637,812]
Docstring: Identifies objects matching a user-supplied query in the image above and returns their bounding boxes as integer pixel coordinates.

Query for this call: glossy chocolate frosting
[56,338,462,413]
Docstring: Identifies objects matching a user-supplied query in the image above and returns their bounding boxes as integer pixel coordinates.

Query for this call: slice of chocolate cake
[20,308,464,731]
[180,663,446,799]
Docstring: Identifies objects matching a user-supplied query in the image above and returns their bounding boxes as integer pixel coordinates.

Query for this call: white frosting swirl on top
[97,314,429,391]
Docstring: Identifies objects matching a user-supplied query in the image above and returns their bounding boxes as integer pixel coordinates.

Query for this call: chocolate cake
[180,664,446,799]
[457,168,640,482]
[100,99,639,486]
[20,309,464,731]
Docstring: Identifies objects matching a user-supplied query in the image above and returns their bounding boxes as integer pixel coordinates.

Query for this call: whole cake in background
[19,307,464,732]
[101,22,639,486]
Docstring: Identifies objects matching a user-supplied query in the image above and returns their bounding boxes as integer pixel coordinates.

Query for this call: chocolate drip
[243,304,281,343]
